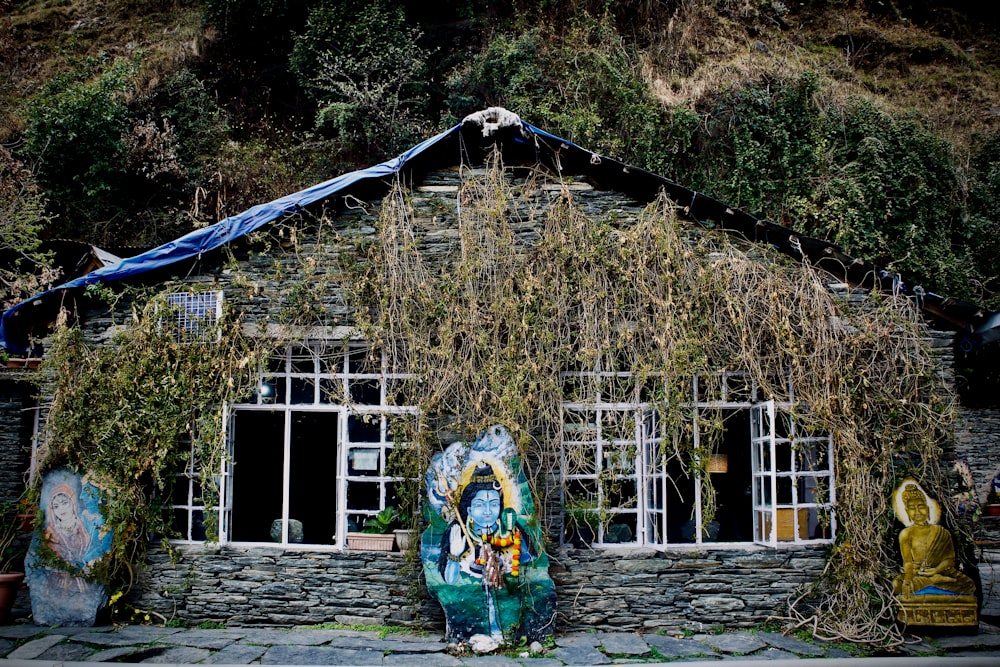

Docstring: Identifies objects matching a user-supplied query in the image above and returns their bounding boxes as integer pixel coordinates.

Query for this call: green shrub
[147,69,229,176]
[21,59,137,233]
[0,146,53,309]
[444,12,698,179]
[289,0,429,160]
[691,72,978,303]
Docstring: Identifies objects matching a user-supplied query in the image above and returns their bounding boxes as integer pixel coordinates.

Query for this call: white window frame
[163,290,223,343]
[202,341,417,549]
[169,437,218,543]
[750,400,837,547]
[560,369,836,549]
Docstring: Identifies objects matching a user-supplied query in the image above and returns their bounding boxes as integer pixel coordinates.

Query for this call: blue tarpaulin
[0,121,476,355]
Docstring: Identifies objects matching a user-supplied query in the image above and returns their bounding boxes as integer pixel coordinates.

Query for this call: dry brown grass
[639,2,1000,148]
[0,0,203,141]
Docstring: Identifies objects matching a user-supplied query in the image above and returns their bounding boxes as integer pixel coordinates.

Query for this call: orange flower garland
[473,527,522,577]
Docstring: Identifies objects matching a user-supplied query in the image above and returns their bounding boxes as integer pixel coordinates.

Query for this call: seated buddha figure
[893,480,975,597]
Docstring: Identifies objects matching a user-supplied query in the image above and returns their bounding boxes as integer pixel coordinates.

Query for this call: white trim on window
[193,341,418,549]
[561,370,835,549]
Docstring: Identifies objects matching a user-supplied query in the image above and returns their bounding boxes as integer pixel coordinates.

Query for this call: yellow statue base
[897,594,978,628]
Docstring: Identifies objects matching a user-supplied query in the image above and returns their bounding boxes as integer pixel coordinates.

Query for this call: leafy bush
[289,0,429,160]
[0,146,56,310]
[691,72,980,304]
[146,69,230,178]
[444,12,698,179]
[21,59,137,235]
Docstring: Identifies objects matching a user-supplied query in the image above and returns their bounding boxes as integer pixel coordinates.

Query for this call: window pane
[348,414,381,443]
[350,379,380,404]
[665,455,696,544]
[191,509,207,541]
[290,345,316,373]
[347,481,381,510]
[797,440,829,472]
[724,373,752,402]
[602,410,634,442]
[348,347,381,374]
[606,479,637,509]
[563,410,598,441]
[564,443,598,477]
[562,375,588,403]
[604,514,636,543]
[230,410,285,542]
[777,476,793,504]
[775,441,792,473]
[170,477,191,506]
[602,375,636,404]
[290,377,316,404]
[564,479,598,506]
[171,508,188,539]
[289,411,338,545]
[321,349,346,374]
[604,443,636,474]
[386,378,421,406]
[267,352,286,374]
[320,378,345,404]
[387,414,417,442]
[348,447,381,477]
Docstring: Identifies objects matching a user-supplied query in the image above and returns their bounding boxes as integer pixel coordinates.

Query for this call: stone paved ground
[2,623,1000,664]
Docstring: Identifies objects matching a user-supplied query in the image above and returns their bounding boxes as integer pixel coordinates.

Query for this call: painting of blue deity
[25,468,114,626]
[422,425,556,648]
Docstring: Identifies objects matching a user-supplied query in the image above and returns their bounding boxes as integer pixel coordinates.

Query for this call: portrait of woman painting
[422,425,556,648]
[25,468,114,625]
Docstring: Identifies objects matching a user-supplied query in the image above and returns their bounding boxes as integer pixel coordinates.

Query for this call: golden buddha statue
[892,478,977,627]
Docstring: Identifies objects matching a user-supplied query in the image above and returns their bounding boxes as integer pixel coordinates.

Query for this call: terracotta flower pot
[346,532,396,551]
[0,572,25,624]
[984,503,1000,517]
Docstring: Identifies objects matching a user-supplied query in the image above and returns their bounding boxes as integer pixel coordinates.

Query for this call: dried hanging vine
[349,151,958,645]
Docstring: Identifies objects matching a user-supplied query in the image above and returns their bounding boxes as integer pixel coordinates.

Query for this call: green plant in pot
[565,501,600,547]
[362,506,400,534]
[0,500,27,624]
[985,487,1000,516]
[347,506,400,551]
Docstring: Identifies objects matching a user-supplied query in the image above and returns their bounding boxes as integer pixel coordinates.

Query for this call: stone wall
[131,542,827,632]
[132,545,441,628]
[551,546,827,633]
[956,407,1000,501]
[0,375,34,505]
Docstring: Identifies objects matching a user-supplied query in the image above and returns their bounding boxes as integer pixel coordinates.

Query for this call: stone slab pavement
[1,622,1000,665]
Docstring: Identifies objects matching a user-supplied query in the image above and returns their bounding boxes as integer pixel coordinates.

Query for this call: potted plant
[347,506,399,551]
[984,488,1000,517]
[393,520,417,551]
[0,500,27,624]
[565,501,600,548]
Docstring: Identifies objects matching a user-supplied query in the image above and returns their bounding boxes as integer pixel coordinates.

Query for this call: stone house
[1,108,998,631]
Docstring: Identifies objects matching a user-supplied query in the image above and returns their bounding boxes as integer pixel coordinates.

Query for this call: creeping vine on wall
[31,149,960,644]
[351,153,958,645]
[34,289,267,592]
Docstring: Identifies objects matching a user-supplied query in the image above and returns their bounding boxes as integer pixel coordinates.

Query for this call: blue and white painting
[422,425,556,648]
[25,468,114,626]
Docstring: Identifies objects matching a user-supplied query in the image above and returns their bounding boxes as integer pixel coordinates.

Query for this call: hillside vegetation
[2,0,999,313]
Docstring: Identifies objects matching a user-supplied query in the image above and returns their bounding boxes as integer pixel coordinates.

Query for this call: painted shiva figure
[441,462,531,583]
[422,425,556,647]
